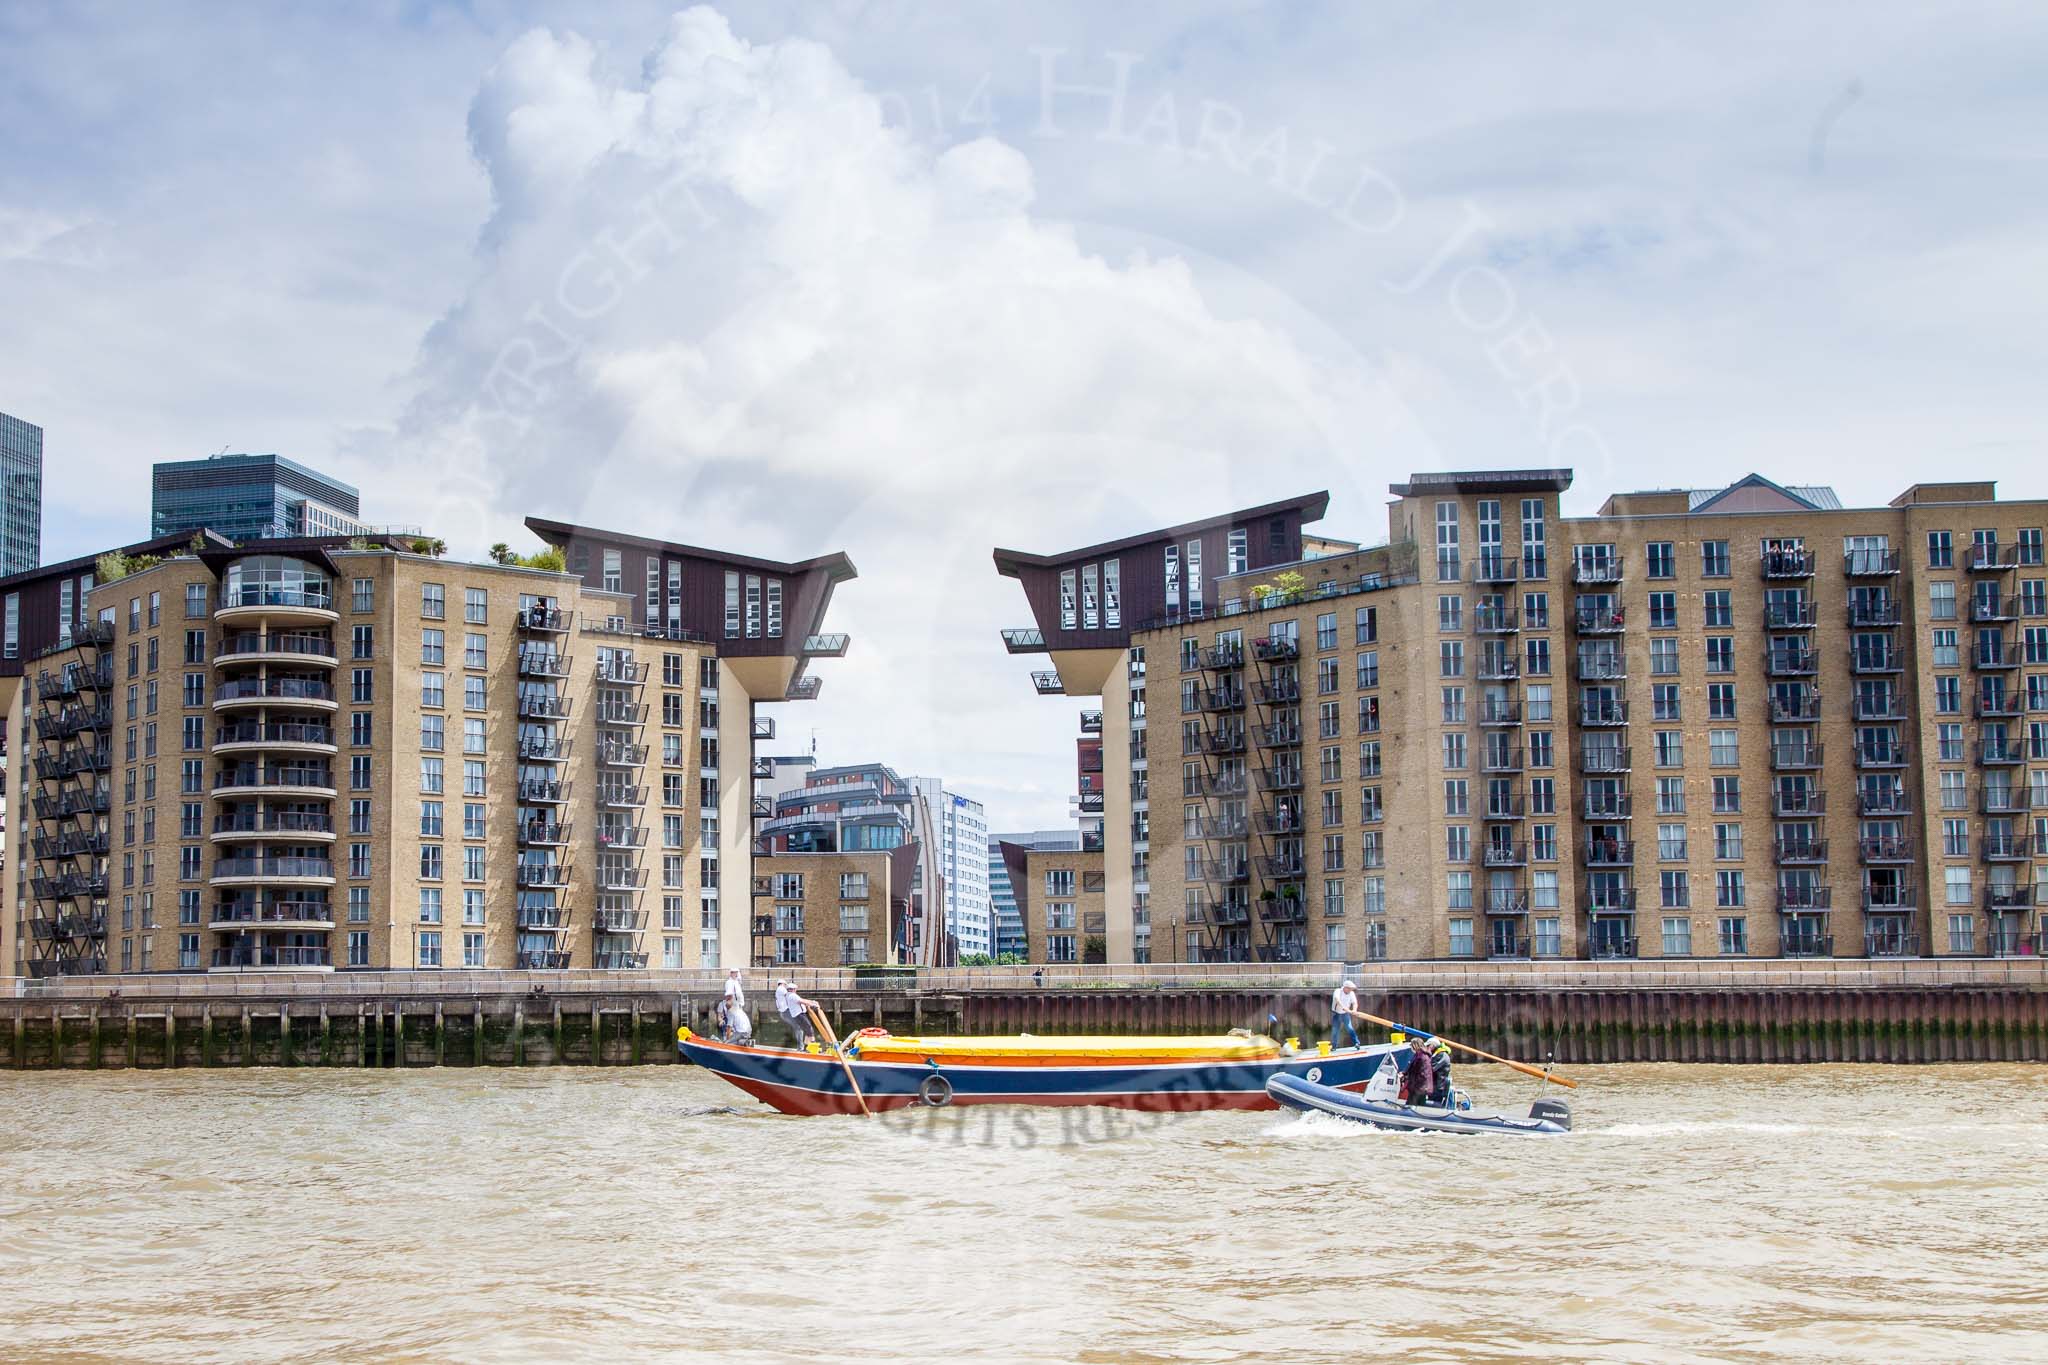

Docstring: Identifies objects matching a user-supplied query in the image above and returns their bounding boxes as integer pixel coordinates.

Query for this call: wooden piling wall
[2,985,2044,1068]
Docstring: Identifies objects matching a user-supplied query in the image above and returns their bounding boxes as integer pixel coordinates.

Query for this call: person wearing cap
[775,979,816,1046]
[1428,1038,1454,1107]
[1330,980,1362,1049]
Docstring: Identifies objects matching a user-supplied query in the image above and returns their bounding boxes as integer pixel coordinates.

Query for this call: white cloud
[360,5,1405,828]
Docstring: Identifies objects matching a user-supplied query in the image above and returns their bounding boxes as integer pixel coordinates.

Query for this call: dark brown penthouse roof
[992,491,1328,576]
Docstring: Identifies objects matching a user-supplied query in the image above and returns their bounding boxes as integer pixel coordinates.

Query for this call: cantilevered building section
[1003,470,2048,965]
[526,517,855,971]
[5,520,853,978]
[994,493,1333,963]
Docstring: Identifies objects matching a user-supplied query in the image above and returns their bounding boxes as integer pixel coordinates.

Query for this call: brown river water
[3,1063,2045,1363]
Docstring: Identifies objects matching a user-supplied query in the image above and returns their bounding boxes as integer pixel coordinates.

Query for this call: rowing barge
[677,1027,1400,1115]
[1266,1069,1572,1135]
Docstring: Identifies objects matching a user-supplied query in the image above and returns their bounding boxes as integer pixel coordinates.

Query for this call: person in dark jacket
[1428,1040,1453,1107]
[1403,1041,1433,1106]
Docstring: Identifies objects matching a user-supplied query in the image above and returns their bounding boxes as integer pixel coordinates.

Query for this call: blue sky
[4,1,2044,828]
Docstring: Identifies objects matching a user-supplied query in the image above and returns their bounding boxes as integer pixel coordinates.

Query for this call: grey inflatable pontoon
[1266,1070,1571,1135]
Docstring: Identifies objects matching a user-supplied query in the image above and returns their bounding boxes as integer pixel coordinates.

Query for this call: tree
[185,532,208,556]
[410,537,448,558]
[521,546,566,573]
[96,550,161,584]
[959,952,995,967]
[994,952,1024,966]
[488,542,516,566]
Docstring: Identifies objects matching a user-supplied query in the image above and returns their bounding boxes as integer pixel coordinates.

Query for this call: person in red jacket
[1402,1039,1434,1106]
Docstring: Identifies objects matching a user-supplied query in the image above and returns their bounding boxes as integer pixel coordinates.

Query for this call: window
[1700,541,1730,577]
[1646,542,1675,579]
[422,583,445,619]
[421,672,444,709]
[421,714,444,752]
[1702,591,1732,628]
[1316,613,1338,651]
[1707,684,1736,720]
[417,932,443,968]
[353,578,374,613]
[1649,638,1679,675]
[1715,870,1745,908]
[1440,641,1464,678]
[464,718,486,754]
[419,886,443,922]
[465,587,487,624]
[1705,637,1734,673]
[1929,580,1957,621]
[420,756,443,794]
[1438,595,1463,633]
[1356,606,1377,644]
[420,844,443,881]
[185,582,208,618]
[1647,592,1676,629]
[1928,530,1953,568]
[1948,914,1975,954]
[1709,729,1739,766]
[463,932,486,967]
[1712,776,1741,813]
[1658,824,1687,860]
[1661,917,1691,955]
[464,761,486,797]
[421,628,445,666]
[1435,501,1461,582]
[1718,917,1748,956]
[1715,823,1743,860]
[1946,866,1973,906]
[1655,731,1684,767]
[349,844,372,879]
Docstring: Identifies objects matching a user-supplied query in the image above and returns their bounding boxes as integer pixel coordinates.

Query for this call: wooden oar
[1350,1009,1578,1090]
[808,1004,874,1117]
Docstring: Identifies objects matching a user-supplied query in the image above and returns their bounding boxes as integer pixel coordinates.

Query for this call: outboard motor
[1529,1097,1573,1131]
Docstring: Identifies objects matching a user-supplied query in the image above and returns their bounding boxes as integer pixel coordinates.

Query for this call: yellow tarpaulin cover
[849,1033,1281,1061]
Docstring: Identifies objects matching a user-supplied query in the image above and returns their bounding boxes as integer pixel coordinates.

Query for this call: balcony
[1471,557,1519,585]
[597,742,649,768]
[786,676,822,702]
[595,865,650,892]
[1972,596,2021,623]
[598,785,647,809]
[213,634,338,669]
[1573,656,1627,682]
[1862,885,1919,912]
[33,789,111,820]
[517,694,571,721]
[1845,601,1902,627]
[1256,768,1305,792]
[1583,794,1632,820]
[30,873,110,902]
[518,606,571,633]
[1586,935,1640,960]
[1573,558,1624,585]
[212,811,335,841]
[1196,771,1248,798]
[1851,696,1904,722]
[1482,842,1528,868]
[1579,701,1628,726]
[1252,679,1301,705]
[1843,549,1899,577]
[1079,710,1104,734]
[33,746,112,780]
[214,587,338,627]
[594,825,647,849]
[1858,836,1913,863]
[1001,628,1047,654]
[1990,931,2041,959]
[1258,895,1308,925]
[212,677,337,711]
[1974,641,2020,670]
[803,633,851,658]
[1968,544,2017,572]
[1475,607,1519,634]
[1259,853,1305,879]
[209,945,333,970]
[1761,548,1815,579]
[211,766,336,798]
[1980,836,2033,863]
[1579,747,1631,774]
[1849,647,1905,675]
[1864,926,1921,958]
[1198,645,1245,672]
[595,702,648,726]
[34,702,113,742]
[1854,743,1908,770]
[1197,814,1251,840]
[214,722,337,754]
[1770,742,1824,771]
[1482,748,1524,773]
[1200,686,1246,712]
[1975,693,2024,719]
[592,952,650,969]
[516,650,571,679]
[1767,649,1819,677]
[1480,701,1524,726]
[1772,790,1826,816]
[1776,886,1832,911]
[518,778,569,804]
[1195,859,1252,886]
[1077,792,1105,814]
[1573,606,1626,635]
[1774,839,1828,864]
[1251,724,1298,750]
[208,899,335,929]
[31,830,112,860]
[211,856,335,886]
[1984,885,2036,911]
[1781,931,1834,960]
[517,950,573,970]
[1252,638,1300,663]
[1763,602,1817,629]
[515,863,572,888]
[1030,670,1065,696]
[517,820,570,847]
[1981,788,2031,815]
[1583,838,1634,867]
[1477,656,1519,682]
[1769,694,1822,723]
[1978,738,2026,766]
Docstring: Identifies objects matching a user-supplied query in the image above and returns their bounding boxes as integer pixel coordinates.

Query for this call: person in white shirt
[723,970,746,1012]
[723,1002,752,1044]
[1331,980,1362,1050]
[776,981,816,1045]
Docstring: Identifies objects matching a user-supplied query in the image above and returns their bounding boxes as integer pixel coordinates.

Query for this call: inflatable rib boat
[1266,1070,1572,1135]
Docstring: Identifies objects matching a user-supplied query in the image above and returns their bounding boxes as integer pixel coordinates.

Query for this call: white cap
[1342,980,1355,988]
